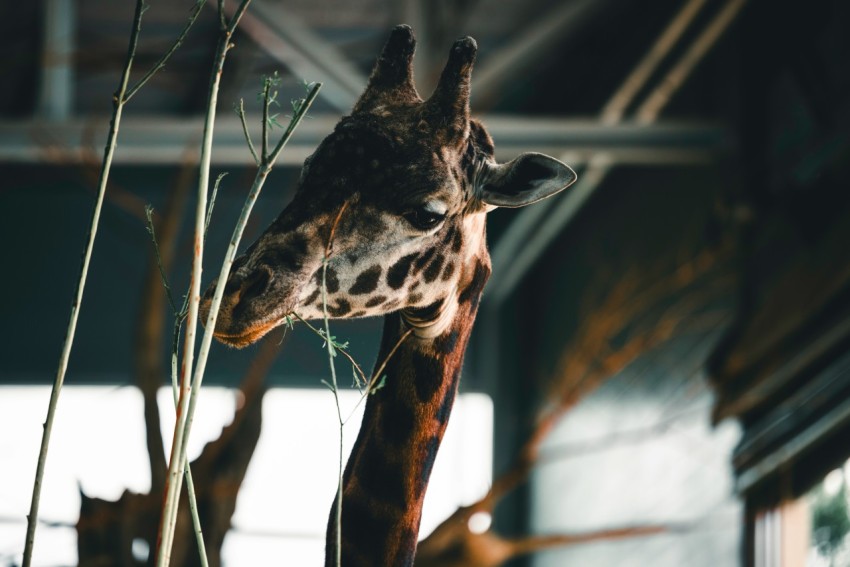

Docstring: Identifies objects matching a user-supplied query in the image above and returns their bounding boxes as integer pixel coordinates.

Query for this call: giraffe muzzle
[200,264,293,348]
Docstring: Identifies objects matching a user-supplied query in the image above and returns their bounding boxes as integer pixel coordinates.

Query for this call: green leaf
[370,375,387,395]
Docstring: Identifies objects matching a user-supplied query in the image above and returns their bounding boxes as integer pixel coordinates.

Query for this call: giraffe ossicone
[200,24,576,566]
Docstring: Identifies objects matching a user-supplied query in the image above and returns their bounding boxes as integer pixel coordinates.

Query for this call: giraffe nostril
[223,277,241,296]
[240,266,273,301]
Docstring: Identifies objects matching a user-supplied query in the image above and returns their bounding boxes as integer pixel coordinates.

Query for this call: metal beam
[220,0,367,112]
[488,0,708,302]
[636,0,747,124]
[471,0,608,110]
[0,117,727,166]
[601,0,708,123]
[37,0,75,120]
[487,0,745,303]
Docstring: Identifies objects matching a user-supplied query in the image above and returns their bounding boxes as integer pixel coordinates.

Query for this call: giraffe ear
[478,153,577,208]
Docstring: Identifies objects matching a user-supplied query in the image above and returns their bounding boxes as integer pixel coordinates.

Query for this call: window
[0,386,493,565]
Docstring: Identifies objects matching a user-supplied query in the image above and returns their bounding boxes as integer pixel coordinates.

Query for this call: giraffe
[200,25,576,566]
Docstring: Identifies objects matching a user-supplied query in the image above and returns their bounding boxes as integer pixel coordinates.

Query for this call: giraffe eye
[404,206,446,231]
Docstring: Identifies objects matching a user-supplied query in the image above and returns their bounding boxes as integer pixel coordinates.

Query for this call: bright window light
[0,385,492,566]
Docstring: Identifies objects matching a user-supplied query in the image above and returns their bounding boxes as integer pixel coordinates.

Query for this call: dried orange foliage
[417,243,732,566]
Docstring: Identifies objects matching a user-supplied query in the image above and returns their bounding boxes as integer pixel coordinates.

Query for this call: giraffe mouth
[212,318,282,348]
[201,264,305,348]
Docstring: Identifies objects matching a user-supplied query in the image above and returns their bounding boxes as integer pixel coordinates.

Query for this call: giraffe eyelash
[403,204,447,231]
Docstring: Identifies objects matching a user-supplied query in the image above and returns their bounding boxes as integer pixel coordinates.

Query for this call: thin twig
[155,3,255,564]
[290,310,412,424]
[158,78,320,565]
[319,201,350,567]
[367,328,412,394]
[135,156,195,498]
[22,1,146,564]
[261,79,271,161]
[268,84,320,164]
[124,0,207,102]
[145,206,179,314]
[343,327,413,425]
[236,99,260,165]
[321,256,344,567]
[205,172,227,240]
[218,0,227,31]
[170,354,209,567]
[508,524,669,557]
[291,314,368,387]
[146,199,208,566]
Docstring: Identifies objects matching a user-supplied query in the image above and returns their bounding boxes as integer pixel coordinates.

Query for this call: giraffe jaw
[211,318,282,348]
[401,286,459,339]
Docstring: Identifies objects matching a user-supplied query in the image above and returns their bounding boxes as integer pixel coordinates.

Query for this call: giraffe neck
[325,252,491,567]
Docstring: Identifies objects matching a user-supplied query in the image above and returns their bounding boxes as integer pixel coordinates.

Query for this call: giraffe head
[201,25,576,347]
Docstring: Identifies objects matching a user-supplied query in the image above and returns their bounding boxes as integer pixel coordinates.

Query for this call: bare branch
[156,2,256,563]
[124,0,207,102]
[23,1,148,563]
[236,99,260,165]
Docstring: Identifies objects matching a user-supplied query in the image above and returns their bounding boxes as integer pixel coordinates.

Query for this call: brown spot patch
[349,265,382,295]
[340,496,396,563]
[458,260,490,307]
[451,230,463,252]
[387,253,418,289]
[435,367,462,425]
[302,289,320,305]
[365,295,387,308]
[412,351,443,401]
[423,254,445,283]
[442,225,456,246]
[416,435,442,498]
[413,247,438,274]
[327,299,352,317]
[380,403,415,446]
[261,234,308,270]
[434,328,460,355]
[442,261,455,281]
[315,266,340,293]
[357,437,407,508]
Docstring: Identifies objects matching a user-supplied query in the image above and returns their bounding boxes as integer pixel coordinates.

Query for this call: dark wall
[0,163,385,387]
